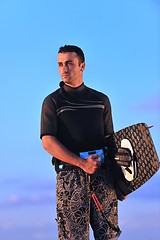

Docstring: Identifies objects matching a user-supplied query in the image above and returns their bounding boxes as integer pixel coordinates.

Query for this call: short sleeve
[40,95,57,139]
[103,95,114,137]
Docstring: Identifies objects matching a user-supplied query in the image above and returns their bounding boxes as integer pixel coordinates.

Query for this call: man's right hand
[79,154,101,174]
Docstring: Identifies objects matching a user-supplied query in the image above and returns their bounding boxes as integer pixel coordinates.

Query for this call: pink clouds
[132,93,160,113]
[0,178,56,208]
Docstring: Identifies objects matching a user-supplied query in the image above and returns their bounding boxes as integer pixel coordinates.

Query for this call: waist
[55,148,107,173]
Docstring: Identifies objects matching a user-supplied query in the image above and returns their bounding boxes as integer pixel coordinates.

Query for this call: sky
[0,0,160,239]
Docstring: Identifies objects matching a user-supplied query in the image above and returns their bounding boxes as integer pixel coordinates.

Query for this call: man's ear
[81,62,86,72]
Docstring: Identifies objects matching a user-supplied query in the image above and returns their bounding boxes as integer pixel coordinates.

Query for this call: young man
[40,45,122,240]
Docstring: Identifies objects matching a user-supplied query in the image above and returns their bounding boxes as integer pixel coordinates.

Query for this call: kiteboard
[112,122,159,196]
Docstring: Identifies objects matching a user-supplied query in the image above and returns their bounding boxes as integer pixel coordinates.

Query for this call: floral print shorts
[56,167,121,240]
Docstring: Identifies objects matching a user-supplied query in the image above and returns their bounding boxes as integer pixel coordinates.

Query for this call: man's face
[58,52,85,87]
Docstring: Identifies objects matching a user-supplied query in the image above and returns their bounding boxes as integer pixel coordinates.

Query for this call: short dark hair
[58,45,85,63]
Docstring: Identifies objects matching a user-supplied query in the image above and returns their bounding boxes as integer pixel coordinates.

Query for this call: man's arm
[42,135,101,174]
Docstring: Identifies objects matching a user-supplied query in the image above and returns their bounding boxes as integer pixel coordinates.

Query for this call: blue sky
[0,0,160,239]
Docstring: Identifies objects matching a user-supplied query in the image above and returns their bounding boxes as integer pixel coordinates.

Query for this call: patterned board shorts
[56,167,121,240]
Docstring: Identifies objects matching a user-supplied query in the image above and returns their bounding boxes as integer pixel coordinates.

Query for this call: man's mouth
[62,73,70,77]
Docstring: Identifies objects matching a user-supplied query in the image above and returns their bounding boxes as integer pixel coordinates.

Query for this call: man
[40,45,124,240]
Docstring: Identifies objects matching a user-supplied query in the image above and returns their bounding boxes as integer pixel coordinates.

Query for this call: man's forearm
[42,135,84,168]
[42,135,101,174]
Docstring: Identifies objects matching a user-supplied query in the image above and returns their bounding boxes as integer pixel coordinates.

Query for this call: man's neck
[63,78,83,88]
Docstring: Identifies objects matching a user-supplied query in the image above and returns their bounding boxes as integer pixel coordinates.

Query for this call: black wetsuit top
[40,82,114,155]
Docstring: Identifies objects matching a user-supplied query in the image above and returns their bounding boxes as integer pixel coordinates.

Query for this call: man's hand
[80,154,101,174]
[114,147,132,167]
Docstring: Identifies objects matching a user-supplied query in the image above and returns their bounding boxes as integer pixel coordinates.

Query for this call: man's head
[58,45,86,88]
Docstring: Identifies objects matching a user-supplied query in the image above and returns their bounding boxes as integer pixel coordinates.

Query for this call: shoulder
[41,88,62,111]
[43,88,61,104]
[85,85,111,103]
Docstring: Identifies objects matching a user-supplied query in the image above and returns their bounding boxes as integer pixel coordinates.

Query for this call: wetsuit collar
[59,81,86,93]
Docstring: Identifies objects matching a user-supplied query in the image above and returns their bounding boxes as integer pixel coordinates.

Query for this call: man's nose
[63,64,69,72]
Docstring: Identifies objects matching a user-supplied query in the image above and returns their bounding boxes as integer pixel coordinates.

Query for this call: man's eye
[68,62,73,66]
